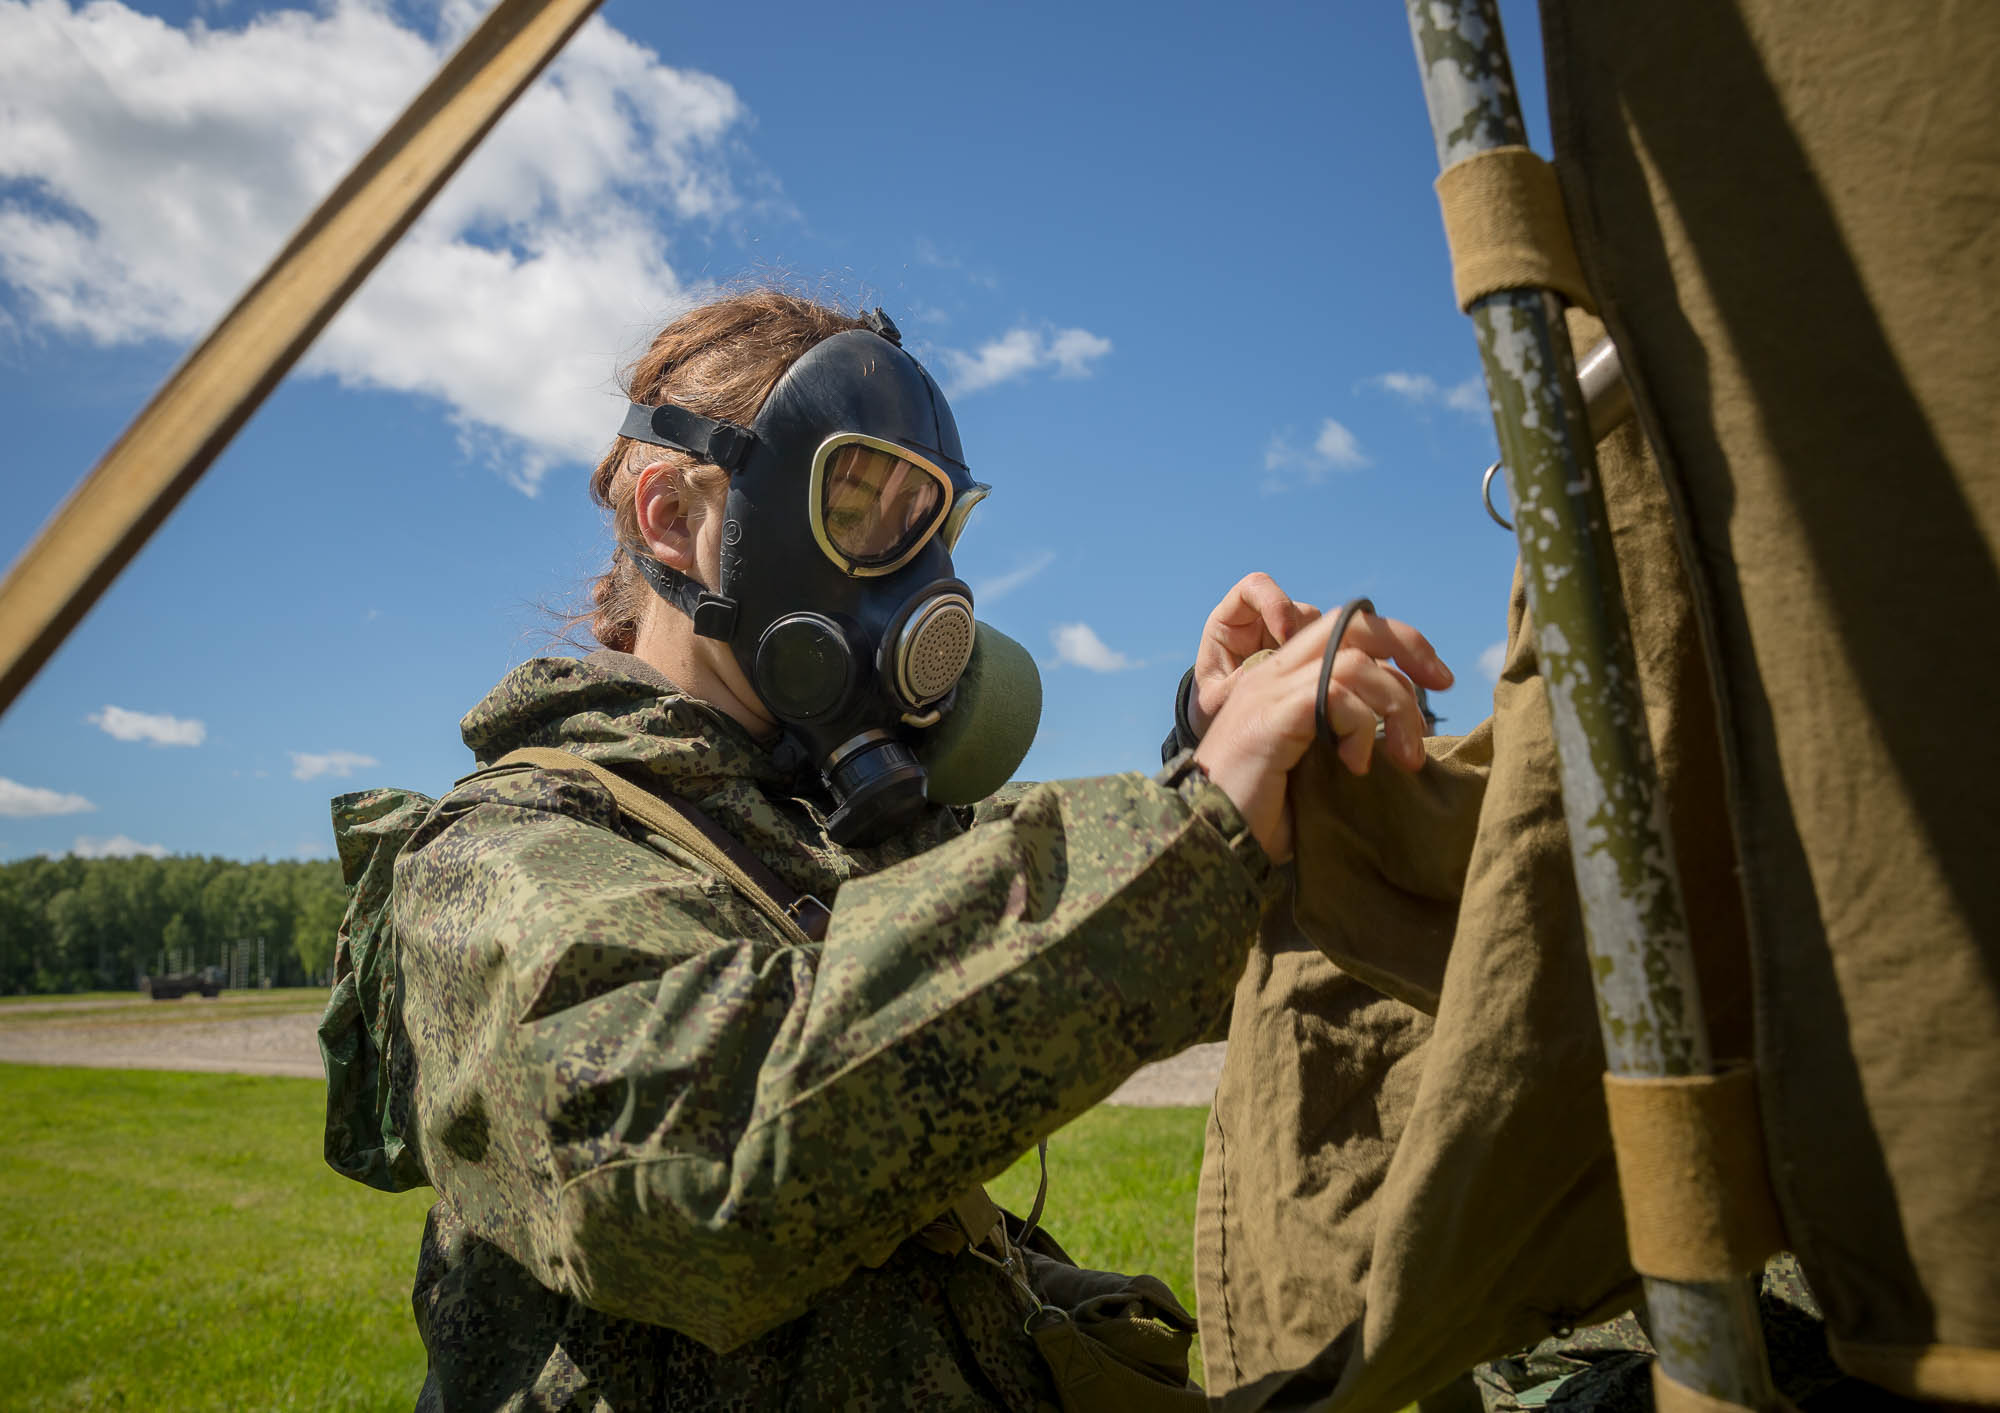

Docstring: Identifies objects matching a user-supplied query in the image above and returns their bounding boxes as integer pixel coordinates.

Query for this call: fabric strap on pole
[1602,1066,1786,1281]
[1434,145,1595,313]
[1652,1364,1793,1413]
[0,0,604,718]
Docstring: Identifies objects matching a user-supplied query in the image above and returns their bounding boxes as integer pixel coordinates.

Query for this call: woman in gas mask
[328,289,1450,1410]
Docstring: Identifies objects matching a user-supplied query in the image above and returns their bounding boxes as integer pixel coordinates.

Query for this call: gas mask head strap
[618,401,757,471]
[616,400,755,640]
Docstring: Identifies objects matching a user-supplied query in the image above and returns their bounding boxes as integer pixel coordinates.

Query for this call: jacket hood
[457,650,959,903]
[461,650,795,796]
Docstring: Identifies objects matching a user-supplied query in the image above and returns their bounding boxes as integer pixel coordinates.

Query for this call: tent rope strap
[1603,1067,1785,1282]
[1434,145,1595,314]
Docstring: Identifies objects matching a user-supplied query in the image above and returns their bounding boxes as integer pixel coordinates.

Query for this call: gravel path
[1106,1042,1226,1108]
[0,1002,324,1078]
[0,997,1227,1105]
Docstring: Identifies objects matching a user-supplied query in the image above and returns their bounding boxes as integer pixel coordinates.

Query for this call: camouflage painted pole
[1402,1,1778,1405]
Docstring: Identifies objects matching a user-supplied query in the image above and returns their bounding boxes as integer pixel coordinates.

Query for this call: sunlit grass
[2,1065,1216,1408]
[989,1104,1208,1311]
[1,1065,431,1412]
[989,1104,1211,1385]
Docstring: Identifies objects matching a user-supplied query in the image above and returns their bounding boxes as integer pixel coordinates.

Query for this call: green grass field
[0,990,325,1008]
[0,1064,1209,1410]
[0,992,326,1031]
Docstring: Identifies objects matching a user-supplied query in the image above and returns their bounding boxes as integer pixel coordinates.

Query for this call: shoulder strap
[495,746,1032,1275]
[490,746,828,947]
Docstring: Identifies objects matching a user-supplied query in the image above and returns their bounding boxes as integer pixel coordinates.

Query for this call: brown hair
[585,290,868,651]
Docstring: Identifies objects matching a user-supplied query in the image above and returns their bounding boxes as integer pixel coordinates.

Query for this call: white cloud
[87,705,206,747]
[290,750,379,781]
[0,778,96,817]
[1480,639,1508,682]
[1364,370,1488,418]
[1313,419,1368,469]
[71,834,168,859]
[1263,417,1370,489]
[971,550,1055,605]
[1372,372,1439,402]
[939,325,1112,397]
[1050,622,1137,673]
[0,0,753,493]
[1445,377,1487,414]
[1046,328,1114,377]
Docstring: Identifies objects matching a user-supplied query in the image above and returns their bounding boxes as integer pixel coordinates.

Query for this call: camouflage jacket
[350,651,1271,1411]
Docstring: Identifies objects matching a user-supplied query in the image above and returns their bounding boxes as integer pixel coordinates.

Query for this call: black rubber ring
[1315,597,1377,755]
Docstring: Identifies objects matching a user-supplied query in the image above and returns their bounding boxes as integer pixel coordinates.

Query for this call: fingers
[1193,574,1320,735]
[1276,605,1453,691]
[1338,613,1454,690]
[1323,648,1428,773]
[1205,573,1316,664]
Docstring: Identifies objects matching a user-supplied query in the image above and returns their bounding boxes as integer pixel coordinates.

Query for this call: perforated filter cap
[898,593,975,705]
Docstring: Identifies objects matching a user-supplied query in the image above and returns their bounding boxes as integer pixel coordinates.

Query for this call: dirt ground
[0,994,325,1079]
[0,995,1226,1106]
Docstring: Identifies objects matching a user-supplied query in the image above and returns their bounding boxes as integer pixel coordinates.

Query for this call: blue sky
[0,0,1549,862]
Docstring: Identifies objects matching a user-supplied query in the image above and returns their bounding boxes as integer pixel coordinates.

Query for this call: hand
[1192,605,1452,863]
[1189,573,1323,737]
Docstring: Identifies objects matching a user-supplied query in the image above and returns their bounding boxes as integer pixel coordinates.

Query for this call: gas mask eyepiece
[616,317,1032,846]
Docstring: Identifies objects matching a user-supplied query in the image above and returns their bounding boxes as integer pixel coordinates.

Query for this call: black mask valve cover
[754,614,857,722]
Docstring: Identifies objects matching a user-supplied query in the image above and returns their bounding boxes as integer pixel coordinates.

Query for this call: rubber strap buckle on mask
[619,401,757,472]
[631,549,739,640]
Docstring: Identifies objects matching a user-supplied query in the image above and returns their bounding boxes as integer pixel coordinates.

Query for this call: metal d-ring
[1481,460,1514,531]
[1315,597,1377,755]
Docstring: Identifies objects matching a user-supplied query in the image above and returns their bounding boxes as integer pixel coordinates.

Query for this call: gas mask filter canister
[618,311,1041,845]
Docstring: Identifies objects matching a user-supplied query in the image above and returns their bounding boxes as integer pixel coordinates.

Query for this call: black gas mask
[619,312,1040,845]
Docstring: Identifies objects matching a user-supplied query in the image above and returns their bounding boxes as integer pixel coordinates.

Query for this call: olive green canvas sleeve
[394,762,1269,1354]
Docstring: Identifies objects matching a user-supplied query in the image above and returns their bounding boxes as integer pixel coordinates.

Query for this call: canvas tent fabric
[1197,315,1754,1411]
[1544,0,2000,1397]
[1198,0,2000,1405]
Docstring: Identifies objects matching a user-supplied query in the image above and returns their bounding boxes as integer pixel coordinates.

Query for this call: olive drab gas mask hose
[620,309,1042,845]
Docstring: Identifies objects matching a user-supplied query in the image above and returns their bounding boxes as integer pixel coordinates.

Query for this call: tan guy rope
[0,0,604,716]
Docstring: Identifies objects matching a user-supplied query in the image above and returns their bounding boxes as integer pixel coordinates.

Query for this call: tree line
[0,854,348,995]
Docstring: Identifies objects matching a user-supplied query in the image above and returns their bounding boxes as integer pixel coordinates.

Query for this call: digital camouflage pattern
[323,650,1273,1411]
[1475,1255,1864,1411]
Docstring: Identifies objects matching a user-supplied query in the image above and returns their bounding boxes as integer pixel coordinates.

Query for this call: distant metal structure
[1403,1,1778,1405]
[142,967,222,1001]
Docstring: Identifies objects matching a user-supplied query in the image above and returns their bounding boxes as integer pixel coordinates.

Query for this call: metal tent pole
[1401,2,1777,1405]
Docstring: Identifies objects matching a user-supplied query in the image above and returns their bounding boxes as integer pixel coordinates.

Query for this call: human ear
[634,462,697,570]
